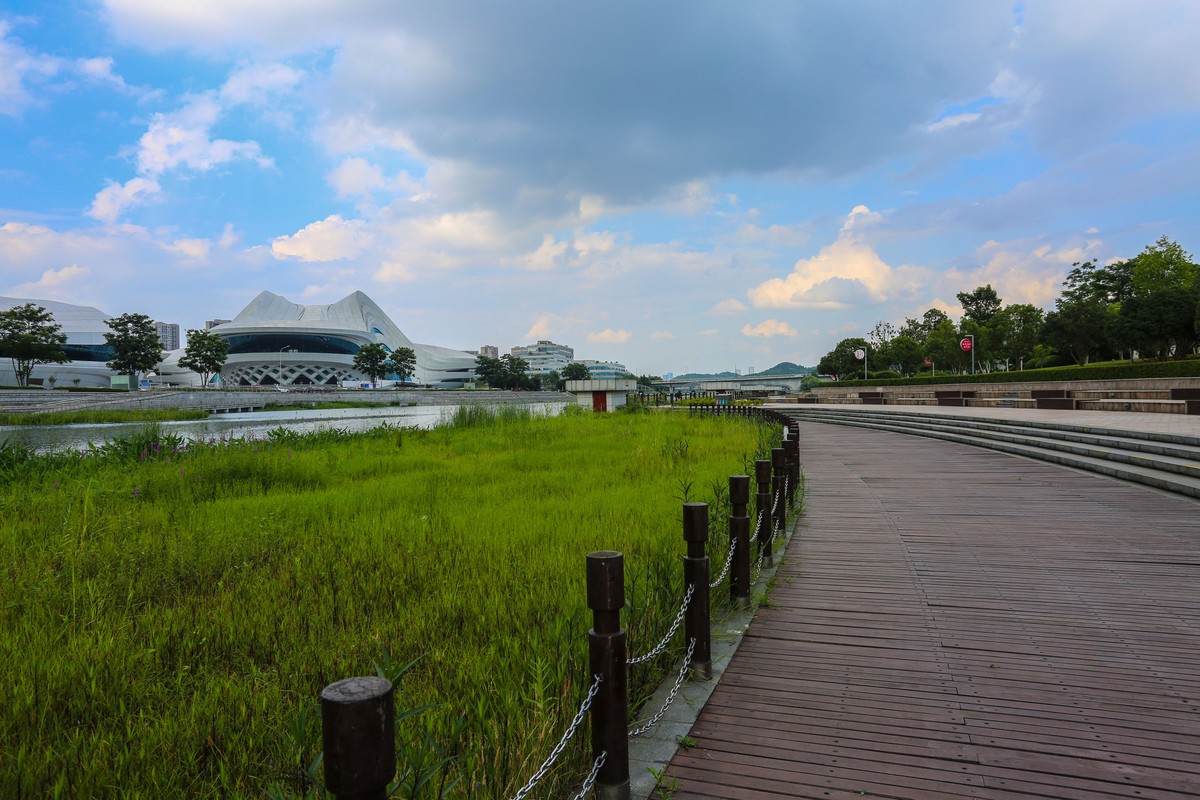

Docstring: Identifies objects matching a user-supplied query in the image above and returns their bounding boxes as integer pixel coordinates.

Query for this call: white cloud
[748,206,922,309]
[741,319,798,338]
[0,23,63,116]
[168,238,211,258]
[219,62,303,106]
[650,330,675,340]
[374,260,417,283]
[9,265,91,298]
[271,215,374,262]
[587,329,631,344]
[521,234,568,271]
[327,158,421,199]
[87,177,162,223]
[75,57,129,90]
[708,299,746,316]
[136,95,271,176]
[926,112,982,133]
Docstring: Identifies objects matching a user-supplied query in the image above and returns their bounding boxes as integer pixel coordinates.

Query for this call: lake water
[0,402,568,453]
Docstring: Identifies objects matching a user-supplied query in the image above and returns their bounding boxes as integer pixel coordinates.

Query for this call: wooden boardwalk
[665,422,1200,799]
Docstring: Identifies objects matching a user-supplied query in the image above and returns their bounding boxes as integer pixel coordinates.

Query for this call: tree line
[816,236,1200,380]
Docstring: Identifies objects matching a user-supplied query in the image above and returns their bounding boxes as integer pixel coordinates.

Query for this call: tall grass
[0,408,210,425]
[0,408,778,798]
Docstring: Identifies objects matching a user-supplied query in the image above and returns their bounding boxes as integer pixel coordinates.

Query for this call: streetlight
[278,346,295,386]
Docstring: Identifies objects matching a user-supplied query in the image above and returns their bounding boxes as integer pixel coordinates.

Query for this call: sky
[3,1,1200,377]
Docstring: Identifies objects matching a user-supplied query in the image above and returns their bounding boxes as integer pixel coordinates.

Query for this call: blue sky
[3,1,1200,376]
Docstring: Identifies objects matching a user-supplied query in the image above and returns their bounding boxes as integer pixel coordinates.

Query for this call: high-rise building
[479,345,499,359]
[511,340,573,375]
[155,321,180,351]
[205,319,232,330]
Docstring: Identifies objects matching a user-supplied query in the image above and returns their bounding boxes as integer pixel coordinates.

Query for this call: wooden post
[320,677,395,800]
[587,551,630,799]
[682,502,712,679]
[729,475,751,608]
[754,459,773,568]
[771,447,787,536]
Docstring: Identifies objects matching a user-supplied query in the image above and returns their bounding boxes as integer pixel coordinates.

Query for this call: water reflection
[0,402,567,453]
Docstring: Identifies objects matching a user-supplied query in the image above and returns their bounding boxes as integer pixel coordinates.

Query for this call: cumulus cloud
[748,206,925,309]
[8,265,91,298]
[87,177,162,223]
[328,157,422,199]
[271,215,374,261]
[587,329,631,344]
[741,319,798,338]
[136,96,271,176]
[521,234,568,271]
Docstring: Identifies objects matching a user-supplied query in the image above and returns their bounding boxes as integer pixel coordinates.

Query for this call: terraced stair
[779,406,1200,500]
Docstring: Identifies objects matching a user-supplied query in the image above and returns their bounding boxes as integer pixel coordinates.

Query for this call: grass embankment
[0,406,779,798]
[0,408,211,426]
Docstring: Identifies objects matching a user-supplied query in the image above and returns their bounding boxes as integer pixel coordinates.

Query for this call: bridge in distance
[652,373,813,394]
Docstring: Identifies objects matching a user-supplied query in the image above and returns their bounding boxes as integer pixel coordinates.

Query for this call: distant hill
[674,361,815,380]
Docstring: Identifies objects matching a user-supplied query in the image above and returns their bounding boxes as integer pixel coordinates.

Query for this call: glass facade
[224,333,362,356]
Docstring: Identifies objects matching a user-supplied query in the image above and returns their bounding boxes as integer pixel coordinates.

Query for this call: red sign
[924,359,932,366]
[960,337,973,352]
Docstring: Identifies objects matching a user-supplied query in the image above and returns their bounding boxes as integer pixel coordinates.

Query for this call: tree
[1042,300,1108,365]
[925,320,966,373]
[0,303,68,387]
[899,308,950,345]
[543,369,562,391]
[957,285,1003,327]
[991,303,1044,370]
[562,362,592,381]
[177,328,230,387]
[1128,236,1198,297]
[387,346,416,384]
[474,355,503,387]
[104,313,163,381]
[1061,259,1133,306]
[500,354,532,389]
[353,343,391,386]
[1113,291,1197,359]
[884,335,923,376]
[816,337,869,380]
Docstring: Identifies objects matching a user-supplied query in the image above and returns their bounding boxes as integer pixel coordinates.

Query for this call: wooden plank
[662,422,1200,799]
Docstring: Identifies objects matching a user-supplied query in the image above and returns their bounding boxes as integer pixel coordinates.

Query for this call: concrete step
[780,407,1200,500]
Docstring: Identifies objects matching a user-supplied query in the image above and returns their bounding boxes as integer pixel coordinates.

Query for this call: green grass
[0,408,211,425]
[0,408,779,798]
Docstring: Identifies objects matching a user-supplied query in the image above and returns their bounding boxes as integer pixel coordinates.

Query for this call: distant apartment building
[479,344,499,359]
[155,321,180,351]
[576,359,629,380]
[511,340,574,375]
[205,319,232,330]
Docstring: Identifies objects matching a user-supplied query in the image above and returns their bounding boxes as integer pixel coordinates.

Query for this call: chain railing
[317,407,801,800]
[510,674,603,800]
[628,583,694,666]
[628,637,697,737]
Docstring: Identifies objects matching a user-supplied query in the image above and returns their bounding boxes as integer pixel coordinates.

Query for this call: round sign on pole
[960,338,973,352]
[854,348,866,360]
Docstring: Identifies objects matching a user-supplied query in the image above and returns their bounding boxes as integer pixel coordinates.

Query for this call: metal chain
[571,751,606,800]
[628,638,697,737]
[510,674,603,800]
[709,536,736,589]
[628,584,694,666]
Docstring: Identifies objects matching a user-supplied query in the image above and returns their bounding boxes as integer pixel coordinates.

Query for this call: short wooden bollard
[755,459,773,568]
[320,676,395,800]
[587,551,630,800]
[682,502,712,679]
[729,475,751,608]
[771,447,787,536]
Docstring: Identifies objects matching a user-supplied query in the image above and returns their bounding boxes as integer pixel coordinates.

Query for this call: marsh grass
[0,408,777,798]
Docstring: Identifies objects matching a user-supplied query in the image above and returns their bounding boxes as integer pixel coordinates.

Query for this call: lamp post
[278,346,294,386]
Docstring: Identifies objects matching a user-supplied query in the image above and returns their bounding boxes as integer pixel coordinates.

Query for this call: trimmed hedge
[825,357,1200,388]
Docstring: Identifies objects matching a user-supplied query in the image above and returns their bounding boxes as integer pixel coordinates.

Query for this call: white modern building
[576,359,630,380]
[511,340,574,375]
[211,290,477,388]
[0,296,131,388]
